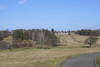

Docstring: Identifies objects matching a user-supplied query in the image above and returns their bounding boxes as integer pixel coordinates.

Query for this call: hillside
[56,32,100,47]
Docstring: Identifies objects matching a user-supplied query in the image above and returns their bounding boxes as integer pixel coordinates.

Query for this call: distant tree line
[0,30,10,41]
[75,29,100,36]
[12,29,59,48]
[0,29,59,49]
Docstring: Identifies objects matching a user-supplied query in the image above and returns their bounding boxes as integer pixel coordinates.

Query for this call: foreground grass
[0,47,100,67]
[96,57,100,67]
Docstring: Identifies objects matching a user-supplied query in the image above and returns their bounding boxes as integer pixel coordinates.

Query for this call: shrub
[85,36,98,48]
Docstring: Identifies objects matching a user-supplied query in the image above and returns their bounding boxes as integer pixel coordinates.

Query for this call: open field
[0,47,100,67]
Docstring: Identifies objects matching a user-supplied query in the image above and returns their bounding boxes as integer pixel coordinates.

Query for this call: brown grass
[0,47,100,67]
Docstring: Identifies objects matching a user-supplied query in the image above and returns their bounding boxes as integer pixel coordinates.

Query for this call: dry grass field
[0,47,100,67]
[0,33,100,67]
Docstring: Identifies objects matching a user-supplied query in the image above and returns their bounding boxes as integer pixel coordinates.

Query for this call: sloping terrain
[56,33,88,47]
[0,33,100,67]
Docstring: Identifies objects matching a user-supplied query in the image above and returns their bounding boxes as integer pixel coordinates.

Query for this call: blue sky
[0,0,100,31]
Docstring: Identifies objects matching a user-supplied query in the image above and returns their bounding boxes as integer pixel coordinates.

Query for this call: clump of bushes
[12,40,36,48]
[12,29,59,48]
[0,30,10,41]
[85,36,98,48]
[75,29,100,36]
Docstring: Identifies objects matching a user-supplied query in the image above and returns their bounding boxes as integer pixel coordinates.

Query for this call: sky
[0,0,100,31]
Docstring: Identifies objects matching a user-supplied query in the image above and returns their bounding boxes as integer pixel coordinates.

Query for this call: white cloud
[18,0,28,4]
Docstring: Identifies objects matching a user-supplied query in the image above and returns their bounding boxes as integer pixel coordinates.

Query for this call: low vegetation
[85,36,98,48]
[75,29,100,36]
[96,57,100,67]
[0,29,59,49]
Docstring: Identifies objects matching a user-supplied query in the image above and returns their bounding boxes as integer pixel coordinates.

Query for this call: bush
[12,40,36,48]
[85,36,98,48]
[75,29,99,36]
[12,29,59,48]
[0,30,10,41]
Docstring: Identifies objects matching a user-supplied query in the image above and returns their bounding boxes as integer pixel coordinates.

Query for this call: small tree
[68,30,71,35]
[51,28,55,34]
[85,36,98,48]
[13,29,24,40]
